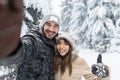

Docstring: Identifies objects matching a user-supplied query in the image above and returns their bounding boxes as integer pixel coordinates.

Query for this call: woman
[54,33,110,80]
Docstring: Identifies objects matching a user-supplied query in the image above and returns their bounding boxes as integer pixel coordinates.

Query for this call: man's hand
[0,0,23,59]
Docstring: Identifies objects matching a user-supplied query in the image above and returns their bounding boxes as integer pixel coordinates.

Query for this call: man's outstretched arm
[0,0,23,59]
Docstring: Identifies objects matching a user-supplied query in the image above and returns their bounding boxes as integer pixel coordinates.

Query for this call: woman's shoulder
[72,54,87,65]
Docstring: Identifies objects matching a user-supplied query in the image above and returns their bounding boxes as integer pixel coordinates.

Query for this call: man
[0,0,60,80]
[16,14,60,80]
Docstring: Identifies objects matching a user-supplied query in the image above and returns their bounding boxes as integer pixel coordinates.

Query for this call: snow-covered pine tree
[108,1,120,53]
[109,27,120,54]
[61,0,120,53]
[24,5,43,29]
[61,0,73,32]
[69,0,88,46]
[0,64,17,80]
[21,0,52,36]
[69,0,87,32]
[87,1,115,53]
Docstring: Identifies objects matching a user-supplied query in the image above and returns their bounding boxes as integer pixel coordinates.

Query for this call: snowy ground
[78,48,120,80]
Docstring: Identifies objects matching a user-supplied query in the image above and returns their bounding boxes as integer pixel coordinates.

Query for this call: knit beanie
[40,13,60,27]
[56,32,76,50]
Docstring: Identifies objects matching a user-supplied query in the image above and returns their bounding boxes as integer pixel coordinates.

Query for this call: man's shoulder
[21,27,41,41]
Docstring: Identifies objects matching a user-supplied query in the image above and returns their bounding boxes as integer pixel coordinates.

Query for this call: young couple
[0,0,110,80]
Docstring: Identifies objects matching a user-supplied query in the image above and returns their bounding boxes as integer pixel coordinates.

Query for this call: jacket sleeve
[0,42,24,65]
[78,57,110,80]
[0,32,36,65]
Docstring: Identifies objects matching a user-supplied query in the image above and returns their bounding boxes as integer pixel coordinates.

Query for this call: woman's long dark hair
[54,38,73,76]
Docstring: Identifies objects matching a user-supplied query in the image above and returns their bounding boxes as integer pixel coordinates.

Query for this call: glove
[91,54,109,78]
[92,63,109,78]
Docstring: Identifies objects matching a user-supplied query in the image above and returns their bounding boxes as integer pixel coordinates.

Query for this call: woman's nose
[59,44,64,48]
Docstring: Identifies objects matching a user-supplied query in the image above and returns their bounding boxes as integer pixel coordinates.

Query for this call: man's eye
[45,22,51,26]
[53,25,58,29]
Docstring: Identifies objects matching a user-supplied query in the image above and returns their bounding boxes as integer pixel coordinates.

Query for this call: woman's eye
[64,42,69,45]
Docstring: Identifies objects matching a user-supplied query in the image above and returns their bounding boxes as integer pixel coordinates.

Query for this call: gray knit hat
[40,13,60,27]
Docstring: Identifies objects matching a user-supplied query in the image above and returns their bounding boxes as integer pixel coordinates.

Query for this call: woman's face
[57,39,70,56]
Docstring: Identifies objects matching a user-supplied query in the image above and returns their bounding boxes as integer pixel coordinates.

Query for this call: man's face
[43,21,59,39]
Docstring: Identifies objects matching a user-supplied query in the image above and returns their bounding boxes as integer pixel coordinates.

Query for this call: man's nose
[49,26,55,31]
